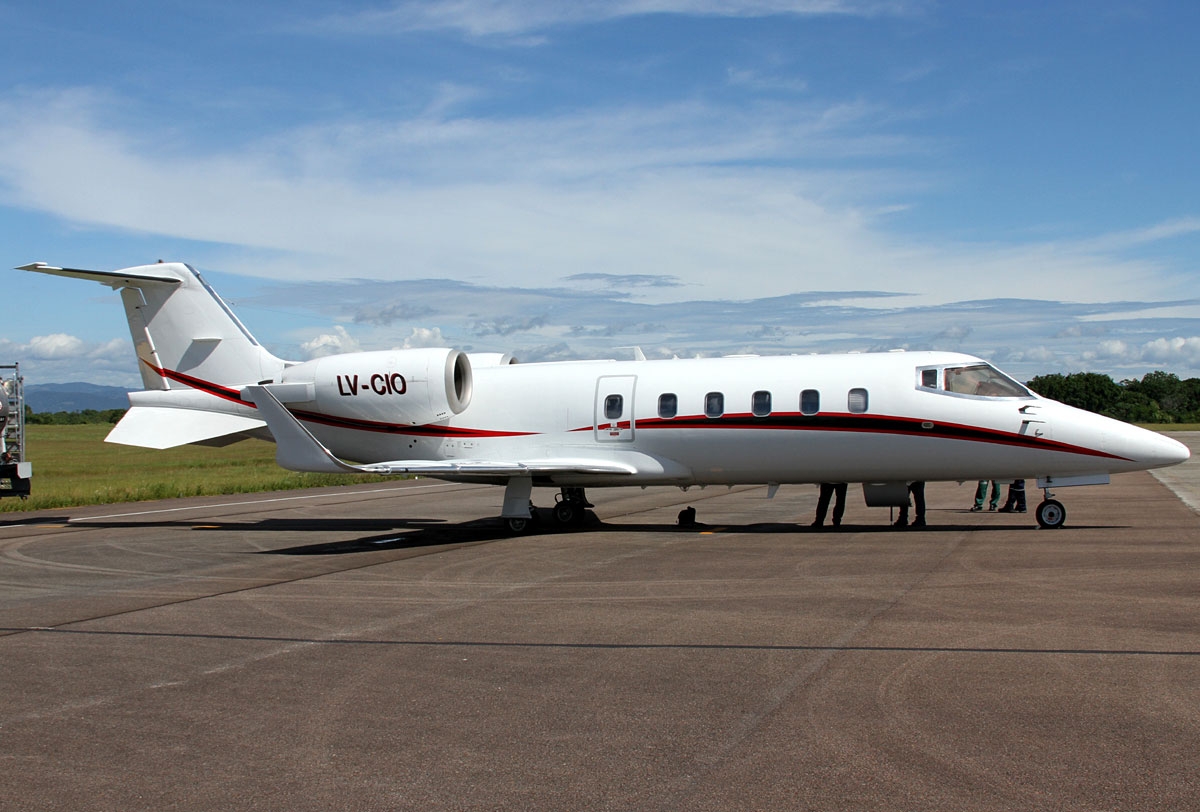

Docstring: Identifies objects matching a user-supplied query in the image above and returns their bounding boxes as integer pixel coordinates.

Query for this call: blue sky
[2,0,1199,388]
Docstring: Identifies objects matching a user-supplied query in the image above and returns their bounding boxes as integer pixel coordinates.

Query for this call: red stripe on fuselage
[145,364,1126,460]
[143,361,250,405]
[145,363,532,439]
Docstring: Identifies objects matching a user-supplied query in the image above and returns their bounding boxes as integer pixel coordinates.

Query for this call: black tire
[1035,499,1066,529]
[553,501,578,525]
[506,517,531,534]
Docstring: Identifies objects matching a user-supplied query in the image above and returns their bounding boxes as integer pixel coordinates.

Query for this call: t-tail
[18,262,288,449]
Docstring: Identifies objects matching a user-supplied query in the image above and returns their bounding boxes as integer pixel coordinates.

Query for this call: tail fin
[19,261,289,448]
[19,262,287,390]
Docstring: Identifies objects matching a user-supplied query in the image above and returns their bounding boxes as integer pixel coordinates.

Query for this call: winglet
[244,385,374,474]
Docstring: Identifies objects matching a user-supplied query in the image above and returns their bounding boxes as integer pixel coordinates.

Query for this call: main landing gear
[552,487,593,526]
[1035,488,1066,529]
[505,516,532,534]
[503,484,594,534]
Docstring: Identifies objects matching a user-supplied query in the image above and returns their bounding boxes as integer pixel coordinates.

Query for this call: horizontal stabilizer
[105,406,266,449]
[17,262,183,287]
[244,385,639,478]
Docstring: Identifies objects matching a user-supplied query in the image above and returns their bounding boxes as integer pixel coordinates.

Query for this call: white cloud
[315,0,913,39]
[87,338,130,361]
[398,327,449,349]
[1140,337,1200,366]
[1077,337,1200,372]
[301,326,360,358]
[0,333,136,386]
[1013,346,1058,365]
[26,333,86,359]
[1092,340,1130,360]
[0,88,1181,315]
[1083,217,1200,253]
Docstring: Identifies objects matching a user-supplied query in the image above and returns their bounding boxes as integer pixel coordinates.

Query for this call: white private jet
[19,261,1190,531]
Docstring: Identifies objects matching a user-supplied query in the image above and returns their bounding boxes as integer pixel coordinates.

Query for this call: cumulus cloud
[0,333,135,386]
[301,326,361,358]
[1077,336,1200,372]
[398,327,449,349]
[26,333,86,359]
[1140,337,1200,365]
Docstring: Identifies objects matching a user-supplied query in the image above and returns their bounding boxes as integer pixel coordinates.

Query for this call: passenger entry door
[595,376,636,442]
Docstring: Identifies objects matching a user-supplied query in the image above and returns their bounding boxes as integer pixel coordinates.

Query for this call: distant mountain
[25,382,131,413]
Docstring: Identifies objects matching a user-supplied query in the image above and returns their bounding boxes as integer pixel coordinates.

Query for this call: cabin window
[705,392,724,418]
[800,389,820,415]
[848,388,869,414]
[943,364,1030,398]
[920,368,939,389]
[658,393,678,419]
[751,390,772,417]
[604,394,623,420]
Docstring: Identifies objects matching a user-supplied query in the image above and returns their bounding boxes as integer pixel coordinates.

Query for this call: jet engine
[277,348,472,426]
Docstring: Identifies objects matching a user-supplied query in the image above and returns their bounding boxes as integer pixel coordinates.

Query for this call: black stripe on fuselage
[636,412,1126,460]
[149,364,1124,461]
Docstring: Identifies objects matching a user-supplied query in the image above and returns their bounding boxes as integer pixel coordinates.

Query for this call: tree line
[19,370,1200,426]
[24,407,126,425]
[1026,371,1200,424]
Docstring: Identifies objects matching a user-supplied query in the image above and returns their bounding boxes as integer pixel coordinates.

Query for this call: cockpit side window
[920,368,939,389]
[942,364,1029,398]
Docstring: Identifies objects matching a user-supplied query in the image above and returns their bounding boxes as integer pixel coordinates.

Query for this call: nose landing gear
[1035,489,1066,529]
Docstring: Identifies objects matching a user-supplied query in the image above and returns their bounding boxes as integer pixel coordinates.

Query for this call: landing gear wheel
[506,517,531,534]
[553,501,579,525]
[553,487,592,527]
[1035,499,1066,529]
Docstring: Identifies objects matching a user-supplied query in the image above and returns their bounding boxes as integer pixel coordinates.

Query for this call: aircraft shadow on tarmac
[260,511,1117,555]
[57,508,1118,556]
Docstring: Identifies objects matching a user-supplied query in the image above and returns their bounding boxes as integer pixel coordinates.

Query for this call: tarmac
[2,433,1199,811]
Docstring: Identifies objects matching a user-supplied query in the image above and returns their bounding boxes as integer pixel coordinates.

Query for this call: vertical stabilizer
[17,262,288,389]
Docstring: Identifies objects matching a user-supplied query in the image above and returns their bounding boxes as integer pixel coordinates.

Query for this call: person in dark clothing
[894,481,926,527]
[998,479,1027,512]
[812,482,847,527]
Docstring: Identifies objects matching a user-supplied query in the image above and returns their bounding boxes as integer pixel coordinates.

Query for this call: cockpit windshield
[941,364,1030,398]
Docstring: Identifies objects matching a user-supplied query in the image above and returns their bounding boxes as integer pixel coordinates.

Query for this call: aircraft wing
[243,385,637,478]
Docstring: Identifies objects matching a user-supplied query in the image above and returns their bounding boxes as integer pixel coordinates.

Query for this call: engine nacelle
[279,348,472,426]
[466,352,519,367]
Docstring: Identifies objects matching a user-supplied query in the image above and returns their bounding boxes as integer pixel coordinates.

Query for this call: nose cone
[1123,426,1191,470]
[1157,433,1191,466]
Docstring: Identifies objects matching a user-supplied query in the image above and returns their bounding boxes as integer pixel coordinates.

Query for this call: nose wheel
[1035,495,1066,529]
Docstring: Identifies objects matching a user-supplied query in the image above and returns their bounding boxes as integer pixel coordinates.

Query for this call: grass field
[1,424,389,512]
